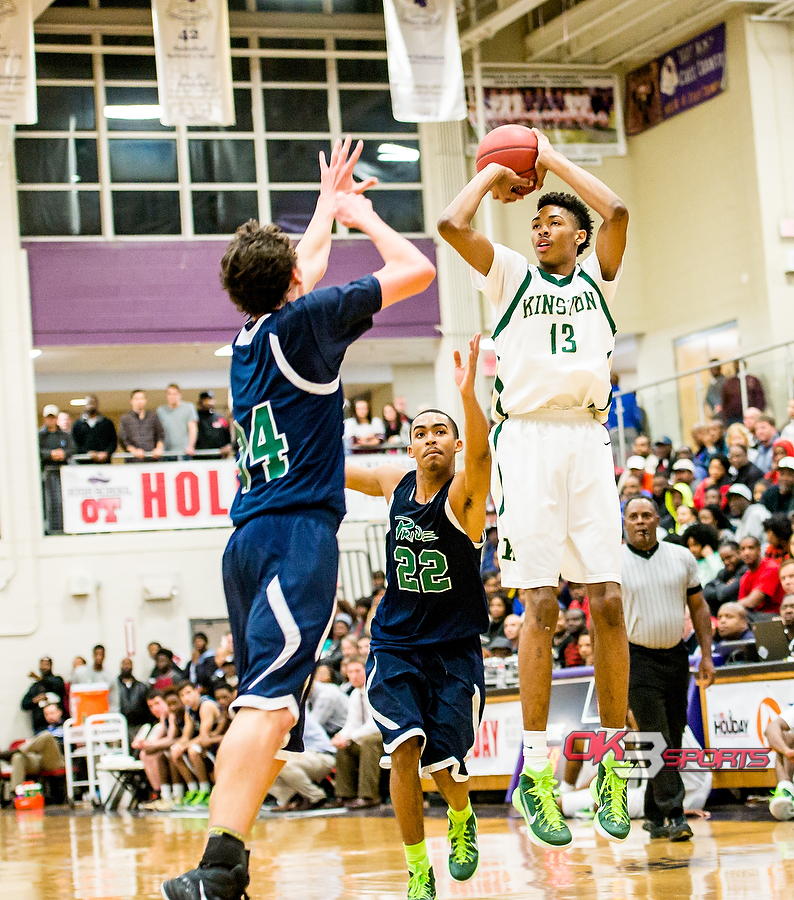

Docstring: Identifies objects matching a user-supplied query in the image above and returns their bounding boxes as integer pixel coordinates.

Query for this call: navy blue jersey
[371,471,489,648]
[229,275,382,526]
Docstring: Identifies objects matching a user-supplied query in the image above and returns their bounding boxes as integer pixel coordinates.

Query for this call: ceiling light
[214,345,233,357]
[30,348,42,359]
[377,143,420,162]
[70,398,88,407]
[103,104,162,120]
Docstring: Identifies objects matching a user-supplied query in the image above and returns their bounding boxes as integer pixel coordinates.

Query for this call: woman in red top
[765,439,794,485]
[693,455,732,510]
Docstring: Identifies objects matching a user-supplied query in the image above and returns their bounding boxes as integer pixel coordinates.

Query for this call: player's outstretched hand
[333,191,375,231]
[319,135,378,199]
[454,333,481,397]
[487,163,533,203]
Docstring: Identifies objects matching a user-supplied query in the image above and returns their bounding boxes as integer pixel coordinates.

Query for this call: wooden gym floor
[1,804,792,900]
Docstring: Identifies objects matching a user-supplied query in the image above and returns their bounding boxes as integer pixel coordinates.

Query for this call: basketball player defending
[346,336,490,900]
[438,128,631,847]
[161,137,435,900]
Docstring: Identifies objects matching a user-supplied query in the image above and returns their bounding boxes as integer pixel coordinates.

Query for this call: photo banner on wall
[0,0,37,124]
[465,72,625,164]
[151,0,235,127]
[625,23,726,137]
[382,0,466,123]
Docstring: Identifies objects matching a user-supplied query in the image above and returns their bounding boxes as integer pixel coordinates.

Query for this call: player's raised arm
[530,128,628,281]
[294,136,378,293]
[333,193,435,308]
[437,164,532,276]
[345,462,406,503]
[448,334,491,541]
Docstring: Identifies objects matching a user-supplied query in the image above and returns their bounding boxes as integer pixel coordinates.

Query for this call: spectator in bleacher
[752,415,780,473]
[697,504,735,542]
[71,394,117,463]
[653,436,674,474]
[357,635,370,657]
[157,384,198,458]
[691,424,710,474]
[764,514,793,562]
[558,608,587,668]
[117,657,151,742]
[779,585,794,648]
[393,396,413,430]
[631,434,658,475]
[331,657,383,808]
[728,443,764,492]
[1,701,65,795]
[727,484,770,544]
[664,482,695,534]
[119,390,164,461]
[705,360,726,419]
[503,614,522,652]
[738,536,784,615]
[761,457,794,515]
[765,440,794,485]
[671,459,698,489]
[722,363,766,425]
[744,407,762,442]
[371,570,386,592]
[702,541,747,615]
[344,398,384,451]
[21,657,66,733]
[715,602,753,641]
[781,399,794,443]
[693,456,731,510]
[308,678,349,737]
[39,404,76,467]
[382,403,409,445]
[69,656,87,682]
[72,644,118,711]
[726,421,753,448]
[480,526,500,576]
[577,632,594,667]
[485,594,509,644]
[149,648,183,691]
[186,632,216,691]
[270,710,336,811]
[606,373,642,451]
[320,614,352,671]
[682,524,724,585]
[350,598,371,640]
[706,419,729,459]
[314,664,335,685]
[195,391,233,458]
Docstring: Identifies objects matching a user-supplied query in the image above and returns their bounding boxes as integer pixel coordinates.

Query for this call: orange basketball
[475,125,538,192]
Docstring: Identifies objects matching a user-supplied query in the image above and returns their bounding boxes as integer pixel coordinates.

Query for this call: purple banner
[625,23,726,136]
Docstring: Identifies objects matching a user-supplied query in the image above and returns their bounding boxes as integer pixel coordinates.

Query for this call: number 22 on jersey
[235,401,290,492]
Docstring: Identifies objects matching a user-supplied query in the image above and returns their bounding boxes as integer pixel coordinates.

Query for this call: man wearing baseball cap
[39,404,76,534]
[653,436,674,474]
[726,483,769,545]
[760,457,794,516]
[671,459,698,488]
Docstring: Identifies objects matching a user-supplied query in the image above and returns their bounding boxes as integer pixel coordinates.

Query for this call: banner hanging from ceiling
[465,72,625,164]
[151,0,235,127]
[0,0,37,124]
[625,23,726,136]
[382,0,466,123]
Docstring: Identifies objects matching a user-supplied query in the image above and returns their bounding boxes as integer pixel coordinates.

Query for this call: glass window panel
[49,0,90,7]
[336,57,388,84]
[36,33,92,44]
[16,86,95,132]
[16,138,98,184]
[352,140,420,184]
[228,0,247,9]
[231,56,249,82]
[339,90,416,134]
[335,39,387,52]
[263,89,328,132]
[187,89,253,133]
[18,190,101,236]
[99,0,150,7]
[192,191,258,234]
[270,191,319,234]
[261,56,326,83]
[260,38,325,50]
[103,54,157,81]
[267,140,328,183]
[102,35,154,46]
[256,0,323,10]
[332,0,381,11]
[104,87,173,132]
[109,140,178,183]
[189,140,256,183]
[35,52,94,80]
[369,190,424,233]
[112,190,181,235]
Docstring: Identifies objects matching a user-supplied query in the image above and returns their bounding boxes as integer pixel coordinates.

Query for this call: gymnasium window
[17,21,426,239]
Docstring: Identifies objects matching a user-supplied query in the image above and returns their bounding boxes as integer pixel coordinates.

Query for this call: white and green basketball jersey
[471,244,619,424]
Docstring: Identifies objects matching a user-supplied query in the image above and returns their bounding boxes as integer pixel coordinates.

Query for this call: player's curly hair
[536,192,594,256]
[220,220,297,318]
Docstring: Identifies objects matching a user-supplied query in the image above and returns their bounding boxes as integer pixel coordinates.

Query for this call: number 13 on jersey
[235,401,290,492]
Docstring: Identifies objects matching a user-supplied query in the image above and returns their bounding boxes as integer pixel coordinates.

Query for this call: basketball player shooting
[438,128,632,848]
[161,136,436,900]
[345,335,490,900]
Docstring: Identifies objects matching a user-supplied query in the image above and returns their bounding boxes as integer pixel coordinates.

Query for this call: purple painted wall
[24,239,440,346]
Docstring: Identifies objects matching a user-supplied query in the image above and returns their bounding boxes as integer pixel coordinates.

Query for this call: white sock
[522,730,548,772]
[199,781,211,793]
[160,784,172,801]
[173,784,185,800]
[186,781,199,793]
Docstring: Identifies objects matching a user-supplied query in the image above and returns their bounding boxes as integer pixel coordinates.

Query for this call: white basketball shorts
[490,409,622,588]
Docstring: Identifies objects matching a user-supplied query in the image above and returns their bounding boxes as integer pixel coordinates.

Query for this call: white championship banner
[0,0,36,124]
[60,461,236,534]
[382,0,466,123]
[151,0,234,126]
[704,678,794,763]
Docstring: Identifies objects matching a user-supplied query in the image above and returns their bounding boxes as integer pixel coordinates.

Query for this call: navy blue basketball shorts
[365,637,485,781]
[222,509,338,755]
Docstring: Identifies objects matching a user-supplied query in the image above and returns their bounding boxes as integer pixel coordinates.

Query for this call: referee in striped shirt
[622,497,715,841]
